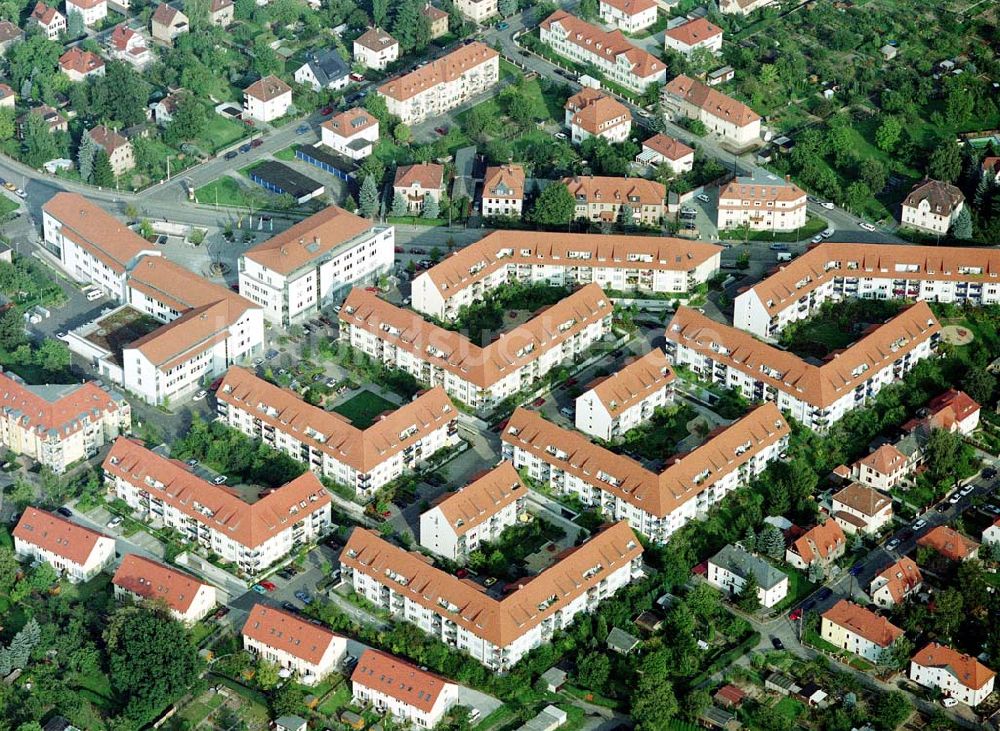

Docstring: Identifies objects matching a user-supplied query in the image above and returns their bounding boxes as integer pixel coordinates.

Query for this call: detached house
[353,27,398,71]
[564,89,632,145]
[0,20,24,54]
[599,0,657,33]
[563,175,666,225]
[708,544,788,608]
[29,2,66,39]
[831,483,892,535]
[637,133,694,175]
[662,74,761,148]
[785,520,845,571]
[0,84,14,109]
[295,49,349,91]
[244,75,293,122]
[243,604,346,685]
[926,389,980,435]
[352,650,459,728]
[917,525,979,562]
[869,557,922,608]
[820,600,903,663]
[150,3,189,45]
[901,179,965,236]
[209,0,234,26]
[455,0,496,23]
[393,163,444,214]
[422,3,448,38]
[320,108,379,160]
[910,643,996,707]
[664,17,723,57]
[13,507,115,582]
[108,25,152,68]
[113,554,216,624]
[88,125,135,178]
[481,164,525,218]
[59,47,105,82]
[851,444,912,491]
[65,0,107,27]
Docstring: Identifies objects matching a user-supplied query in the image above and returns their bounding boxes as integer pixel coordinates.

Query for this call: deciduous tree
[530,182,575,226]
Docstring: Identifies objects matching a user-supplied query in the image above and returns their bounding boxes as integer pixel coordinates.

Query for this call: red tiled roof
[394,163,444,191]
[642,133,694,161]
[541,11,664,80]
[113,554,212,614]
[789,520,845,564]
[352,649,454,712]
[871,557,922,604]
[13,507,110,566]
[245,74,291,102]
[912,642,995,690]
[664,17,722,48]
[822,599,902,647]
[243,604,342,664]
[917,525,979,561]
[59,47,104,74]
[379,42,497,102]
[665,74,759,127]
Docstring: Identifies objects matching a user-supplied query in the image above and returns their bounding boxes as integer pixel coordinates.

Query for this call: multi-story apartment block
[352,650,459,728]
[123,256,264,405]
[663,17,722,56]
[666,303,941,431]
[564,89,631,145]
[113,554,216,624]
[13,507,115,582]
[662,75,761,148]
[419,462,527,560]
[563,175,666,225]
[340,284,613,410]
[0,369,130,473]
[393,163,445,214]
[340,522,644,670]
[599,0,657,33]
[353,28,399,71]
[503,403,788,543]
[574,350,675,441]
[411,231,720,320]
[916,525,979,562]
[66,0,106,26]
[481,164,525,218]
[901,179,965,236]
[540,11,667,93]
[455,0,496,23]
[239,205,394,326]
[707,543,787,607]
[820,600,903,663]
[785,520,845,571]
[217,368,460,500]
[910,643,995,707]
[869,557,922,608]
[378,42,498,124]
[104,437,332,575]
[88,125,135,178]
[320,108,379,160]
[636,133,694,175]
[734,243,1000,339]
[243,604,346,685]
[717,173,807,232]
[831,483,892,535]
[719,0,774,15]
[244,75,293,123]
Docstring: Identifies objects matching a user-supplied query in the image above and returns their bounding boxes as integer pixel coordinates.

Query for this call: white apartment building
[113,554,216,624]
[455,0,496,23]
[820,600,903,663]
[104,437,333,576]
[599,0,657,33]
[320,108,379,160]
[352,650,459,728]
[540,11,667,93]
[13,507,115,582]
[869,557,922,608]
[243,604,346,685]
[901,179,965,236]
[353,27,398,71]
[910,643,996,707]
[665,303,941,432]
[831,483,892,535]
[662,74,761,148]
[66,0,106,26]
[123,257,264,406]
[42,192,159,300]
[575,349,675,441]
[707,543,788,608]
[663,17,723,56]
[411,231,720,321]
[239,205,394,325]
[340,284,613,410]
[378,42,498,124]
[243,75,293,123]
[341,522,644,670]
[481,164,525,218]
[217,368,460,500]
[419,462,527,560]
[503,403,788,544]
[734,243,1000,340]
[565,89,631,146]
[0,369,130,474]
[717,173,807,232]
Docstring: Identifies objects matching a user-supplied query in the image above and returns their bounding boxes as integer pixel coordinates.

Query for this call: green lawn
[332,390,397,428]
[719,214,827,243]
[618,403,697,461]
[773,696,806,721]
[194,177,257,208]
[201,115,251,153]
[386,215,449,226]
[317,680,353,717]
[772,567,817,613]
[274,144,298,161]
[0,195,18,218]
[180,692,226,725]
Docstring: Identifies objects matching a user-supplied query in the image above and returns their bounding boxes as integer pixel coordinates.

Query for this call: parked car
[56,506,72,517]
[788,608,802,621]
[983,467,997,479]
[948,493,961,504]
[187,458,199,467]
[294,590,313,605]
[260,580,277,591]
[106,516,123,528]
[859,222,877,231]
[811,234,823,244]
[15,189,25,199]
[250,138,263,148]
[296,124,310,134]
[696,193,711,203]
[559,406,574,418]
[251,584,267,594]
[194,390,208,400]
[394,246,404,253]
[213,475,227,485]
[912,518,927,530]
[555,132,567,140]
[960,484,975,496]
[320,106,333,115]
[497,21,508,30]
[435,126,448,136]
[771,637,784,650]
[281,601,297,612]
[532,397,546,407]
[821,228,834,238]
[886,537,900,550]
[239,143,251,153]
[224,150,238,160]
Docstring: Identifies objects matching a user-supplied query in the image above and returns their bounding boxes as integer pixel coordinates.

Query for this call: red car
[365,286,379,293]
[456,568,468,579]
[320,106,333,115]
[260,580,277,591]
[394,246,404,253]
[533,397,546,407]
[789,608,802,621]
[435,126,448,136]
[250,138,263,148]
[381,509,392,518]
[209,377,223,392]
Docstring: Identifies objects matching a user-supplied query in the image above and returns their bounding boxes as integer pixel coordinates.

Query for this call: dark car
[771,637,784,650]
[320,106,333,115]
[224,150,238,160]
[281,601,297,612]
[56,506,72,518]
[817,587,833,601]
[250,138,263,148]
[435,126,448,136]
[294,590,313,605]
[296,124,310,134]
[239,144,251,153]
[984,467,997,479]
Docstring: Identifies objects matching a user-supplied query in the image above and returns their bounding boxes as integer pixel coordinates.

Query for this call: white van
[776,252,793,262]
[85,288,104,301]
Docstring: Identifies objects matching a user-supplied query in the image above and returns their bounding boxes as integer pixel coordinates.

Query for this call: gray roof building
[709,544,787,591]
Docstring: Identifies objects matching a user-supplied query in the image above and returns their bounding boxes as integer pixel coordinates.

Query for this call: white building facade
[13,507,115,582]
[243,604,346,685]
[574,350,675,441]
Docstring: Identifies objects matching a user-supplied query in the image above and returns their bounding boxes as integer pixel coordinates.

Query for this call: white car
[948,493,961,505]
[912,518,927,530]
[194,389,208,400]
[811,235,823,244]
[859,222,877,232]
[886,538,900,551]
[960,484,975,496]
[696,194,711,203]
[942,697,958,708]
[820,201,835,210]
[213,475,228,485]
[636,109,651,118]
[555,132,567,140]
[821,229,834,239]
[106,516,123,528]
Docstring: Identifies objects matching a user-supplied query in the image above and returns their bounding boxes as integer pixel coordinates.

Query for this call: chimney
[785,175,791,183]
